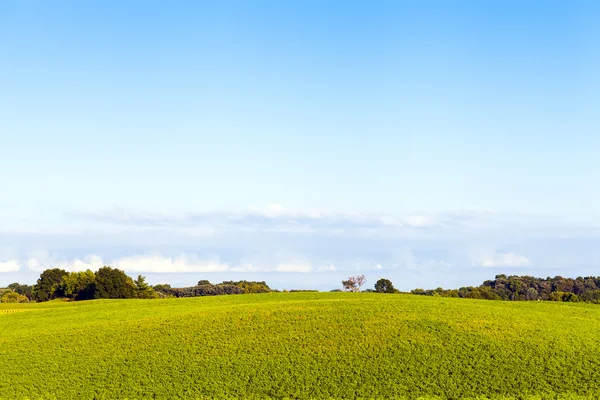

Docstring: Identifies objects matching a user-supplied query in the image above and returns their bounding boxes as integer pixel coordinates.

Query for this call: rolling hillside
[1,293,599,399]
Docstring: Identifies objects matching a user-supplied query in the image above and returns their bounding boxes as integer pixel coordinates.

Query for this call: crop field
[1,293,600,399]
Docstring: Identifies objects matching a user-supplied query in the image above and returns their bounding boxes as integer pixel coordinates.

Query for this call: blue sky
[1,1,599,289]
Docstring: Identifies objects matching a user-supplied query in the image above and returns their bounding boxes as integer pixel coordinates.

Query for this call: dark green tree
[374,278,395,293]
[33,269,68,302]
[93,266,135,299]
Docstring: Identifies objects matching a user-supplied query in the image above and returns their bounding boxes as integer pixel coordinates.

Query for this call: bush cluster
[153,280,272,298]
[0,282,34,303]
[0,289,29,303]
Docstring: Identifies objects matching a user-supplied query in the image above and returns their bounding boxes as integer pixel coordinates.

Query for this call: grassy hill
[1,293,599,399]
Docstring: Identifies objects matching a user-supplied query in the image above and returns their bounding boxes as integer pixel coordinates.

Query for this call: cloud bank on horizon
[1,204,599,290]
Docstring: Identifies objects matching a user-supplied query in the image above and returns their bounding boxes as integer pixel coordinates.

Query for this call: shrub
[222,280,271,294]
[1,290,29,303]
[7,283,33,301]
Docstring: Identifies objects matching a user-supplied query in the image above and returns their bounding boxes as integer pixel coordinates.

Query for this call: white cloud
[275,263,312,273]
[80,205,440,235]
[21,253,230,274]
[56,255,105,272]
[13,251,388,275]
[0,260,21,272]
[472,251,533,268]
[402,216,436,228]
[112,254,230,273]
[4,205,600,290]
[229,263,260,272]
[27,259,41,270]
[258,204,297,218]
[26,254,105,272]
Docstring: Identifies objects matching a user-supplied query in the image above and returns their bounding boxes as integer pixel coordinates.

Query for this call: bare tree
[342,275,367,292]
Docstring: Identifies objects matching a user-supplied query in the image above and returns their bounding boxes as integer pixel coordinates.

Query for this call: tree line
[338,274,600,303]
[0,267,272,303]
[4,271,600,304]
[409,274,600,303]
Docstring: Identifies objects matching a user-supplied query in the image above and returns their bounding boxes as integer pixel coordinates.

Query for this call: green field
[1,293,599,399]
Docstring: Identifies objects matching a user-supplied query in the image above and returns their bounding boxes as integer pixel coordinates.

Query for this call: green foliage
[565,292,580,302]
[153,283,172,292]
[550,291,580,302]
[374,278,395,293]
[412,275,600,303]
[1,293,600,399]
[62,270,96,300]
[93,266,135,299]
[134,275,157,299]
[580,290,600,303]
[228,280,271,294]
[152,283,174,298]
[33,268,68,302]
[159,281,272,298]
[0,289,29,303]
[30,268,272,301]
[7,282,33,301]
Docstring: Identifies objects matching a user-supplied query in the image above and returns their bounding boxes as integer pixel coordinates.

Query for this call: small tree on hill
[342,275,367,292]
[374,278,395,293]
[134,275,156,299]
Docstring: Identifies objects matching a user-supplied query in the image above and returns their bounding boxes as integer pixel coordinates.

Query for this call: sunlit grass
[1,293,599,399]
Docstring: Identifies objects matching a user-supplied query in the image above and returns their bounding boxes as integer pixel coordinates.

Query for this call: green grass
[1,293,600,399]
